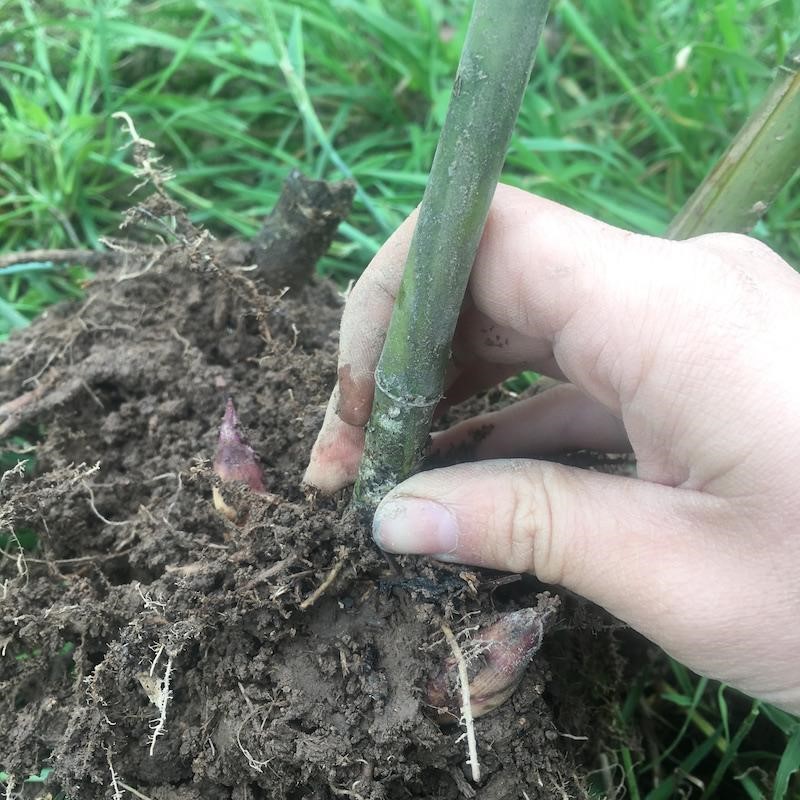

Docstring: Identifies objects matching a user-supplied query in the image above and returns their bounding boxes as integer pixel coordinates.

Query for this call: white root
[299,547,348,610]
[0,528,30,602]
[112,111,174,193]
[441,624,480,783]
[106,747,125,800]
[117,781,157,800]
[136,583,166,612]
[148,654,173,756]
[236,711,273,774]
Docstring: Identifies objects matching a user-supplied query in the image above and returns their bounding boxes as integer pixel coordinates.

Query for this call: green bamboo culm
[353,0,551,513]
[669,40,800,239]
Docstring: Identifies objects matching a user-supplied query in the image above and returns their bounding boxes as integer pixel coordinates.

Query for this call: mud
[0,173,629,799]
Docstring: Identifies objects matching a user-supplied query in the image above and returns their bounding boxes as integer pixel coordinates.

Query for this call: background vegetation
[1,0,799,797]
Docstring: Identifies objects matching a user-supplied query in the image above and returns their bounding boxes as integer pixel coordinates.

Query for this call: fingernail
[373,497,460,555]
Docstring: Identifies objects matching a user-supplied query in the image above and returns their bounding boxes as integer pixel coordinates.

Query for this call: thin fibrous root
[117,781,156,800]
[105,746,125,800]
[441,623,481,783]
[112,111,174,193]
[236,710,273,774]
[0,248,109,271]
[148,654,173,756]
[299,547,349,610]
[329,786,365,800]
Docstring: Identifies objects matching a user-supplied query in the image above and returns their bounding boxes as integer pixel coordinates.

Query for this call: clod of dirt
[1,164,628,799]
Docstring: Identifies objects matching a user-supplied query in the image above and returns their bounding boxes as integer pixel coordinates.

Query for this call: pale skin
[304,184,800,714]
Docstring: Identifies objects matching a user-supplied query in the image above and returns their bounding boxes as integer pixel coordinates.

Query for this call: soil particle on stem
[1,171,628,799]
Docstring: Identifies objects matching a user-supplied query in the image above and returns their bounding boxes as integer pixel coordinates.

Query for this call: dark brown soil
[0,176,629,799]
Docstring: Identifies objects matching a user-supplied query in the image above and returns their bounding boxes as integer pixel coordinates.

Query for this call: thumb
[372,460,757,674]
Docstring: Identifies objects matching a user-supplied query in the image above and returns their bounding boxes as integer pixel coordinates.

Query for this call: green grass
[1,0,799,796]
[1,0,798,340]
[614,661,800,799]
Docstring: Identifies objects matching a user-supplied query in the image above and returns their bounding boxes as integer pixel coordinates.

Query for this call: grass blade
[773,724,800,800]
[700,700,760,800]
[0,295,30,331]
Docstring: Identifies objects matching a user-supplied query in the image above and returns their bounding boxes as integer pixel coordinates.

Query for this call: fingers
[305,187,639,490]
[431,383,630,460]
[305,379,631,489]
[306,183,794,492]
[371,460,800,708]
[303,385,364,492]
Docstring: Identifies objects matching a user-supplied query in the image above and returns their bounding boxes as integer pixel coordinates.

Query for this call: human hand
[304,184,800,713]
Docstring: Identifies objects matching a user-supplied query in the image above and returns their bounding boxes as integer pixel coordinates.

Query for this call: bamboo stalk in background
[669,40,800,239]
[352,0,551,513]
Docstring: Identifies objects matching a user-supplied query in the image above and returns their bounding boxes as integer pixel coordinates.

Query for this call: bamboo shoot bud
[212,398,268,520]
[426,603,558,724]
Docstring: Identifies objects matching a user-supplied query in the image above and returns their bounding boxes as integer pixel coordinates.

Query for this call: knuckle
[502,463,568,584]
[689,232,786,278]
[696,231,768,258]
